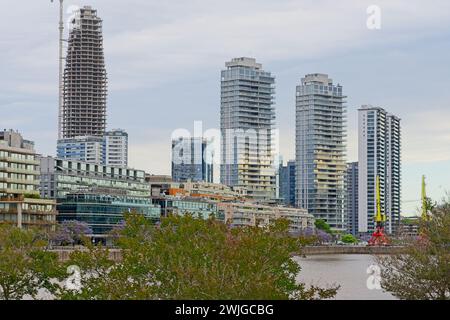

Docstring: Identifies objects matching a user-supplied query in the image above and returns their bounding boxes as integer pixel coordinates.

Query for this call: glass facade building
[295,74,347,231]
[171,137,214,183]
[279,160,296,207]
[57,136,104,164]
[57,129,128,167]
[346,162,359,236]
[57,193,160,239]
[220,57,276,201]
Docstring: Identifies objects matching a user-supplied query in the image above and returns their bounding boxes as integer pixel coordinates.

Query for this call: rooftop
[225,57,262,70]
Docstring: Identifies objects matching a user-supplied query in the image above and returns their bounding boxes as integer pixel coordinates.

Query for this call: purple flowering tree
[298,227,332,245]
[51,220,93,246]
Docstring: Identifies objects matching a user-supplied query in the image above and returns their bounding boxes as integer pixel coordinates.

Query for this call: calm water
[34,254,396,300]
[295,254,397,300]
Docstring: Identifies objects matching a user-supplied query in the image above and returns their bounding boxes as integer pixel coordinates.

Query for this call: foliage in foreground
[58,214,339,300]
[0,224,61,300]
[377,197,450,300]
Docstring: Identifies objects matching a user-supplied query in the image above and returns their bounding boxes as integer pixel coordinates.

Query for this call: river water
[295,254,397,300]
[34,254,396,300]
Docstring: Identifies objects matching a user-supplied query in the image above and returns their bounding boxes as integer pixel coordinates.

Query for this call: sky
[0,0,449,216]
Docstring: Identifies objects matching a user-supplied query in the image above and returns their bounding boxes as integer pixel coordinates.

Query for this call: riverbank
[301,245,406,255]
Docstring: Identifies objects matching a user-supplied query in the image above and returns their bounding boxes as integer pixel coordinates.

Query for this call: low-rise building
[0,130,56,230]
[39,156,154,240]
[171,181,247,202]
[40,156,150,199]
[399,216,420,238]
[218,202,315,233]
[153,196,223,221]
[57,192,160,240]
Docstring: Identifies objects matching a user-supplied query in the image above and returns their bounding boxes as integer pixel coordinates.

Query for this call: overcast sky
[1,0,449,216]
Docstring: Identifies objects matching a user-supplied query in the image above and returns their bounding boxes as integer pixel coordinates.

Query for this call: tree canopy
[0,223,61,300]
[378,197,450,300]
[58,213,339,300]
[314,219,332,234]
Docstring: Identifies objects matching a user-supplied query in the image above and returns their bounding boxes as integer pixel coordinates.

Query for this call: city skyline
[1,0,450,216]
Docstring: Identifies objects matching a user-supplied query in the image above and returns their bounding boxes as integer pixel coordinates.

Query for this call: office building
[220,57,276,201]
[57,193,160,240]
[279,160,296,207]
[57,136,104,163]
[40,157,157,240]
[171,137,213,183]
[346,162,358,236]
[0,130,56,229]
[39,157,150,199]
[358,106,401,234]
[57,130,128,166]
[295,74,347,231]
[61,6,107,139]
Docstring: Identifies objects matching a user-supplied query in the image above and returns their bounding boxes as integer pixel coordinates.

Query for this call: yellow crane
[375,175,386,224]
[369,175,389,245]
[421,175,430,221]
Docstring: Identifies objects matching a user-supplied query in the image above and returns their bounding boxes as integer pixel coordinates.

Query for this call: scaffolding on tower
[368,175,389,246]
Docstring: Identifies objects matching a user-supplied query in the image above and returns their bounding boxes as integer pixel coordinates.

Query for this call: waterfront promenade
[52,245,406,262]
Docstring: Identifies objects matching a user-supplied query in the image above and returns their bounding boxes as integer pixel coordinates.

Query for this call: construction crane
[368,175,389,246]
[51,0,64,140]
[421,175,430,221]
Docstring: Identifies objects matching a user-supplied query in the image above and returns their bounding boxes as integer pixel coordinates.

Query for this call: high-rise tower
[61,6,107,139]
[295,74,347,231]
[220,57,276,201]
[346,162,359,236]
[358,106,401,234]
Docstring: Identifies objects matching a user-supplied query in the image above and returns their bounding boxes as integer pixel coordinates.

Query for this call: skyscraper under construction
[61,6,107,139]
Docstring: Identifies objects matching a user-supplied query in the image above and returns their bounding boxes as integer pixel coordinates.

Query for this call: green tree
[0,223,62,300]
[61,213,339,300]
[377,197,450,300]
[341,234,358,244]
[314,219,332,234]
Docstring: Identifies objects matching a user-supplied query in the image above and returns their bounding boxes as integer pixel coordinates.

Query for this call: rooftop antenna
[51,0,64,140]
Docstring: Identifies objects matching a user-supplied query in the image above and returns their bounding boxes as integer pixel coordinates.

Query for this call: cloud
[0,0,449,206]
[402,109,450,163]
[103,0,450,90]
